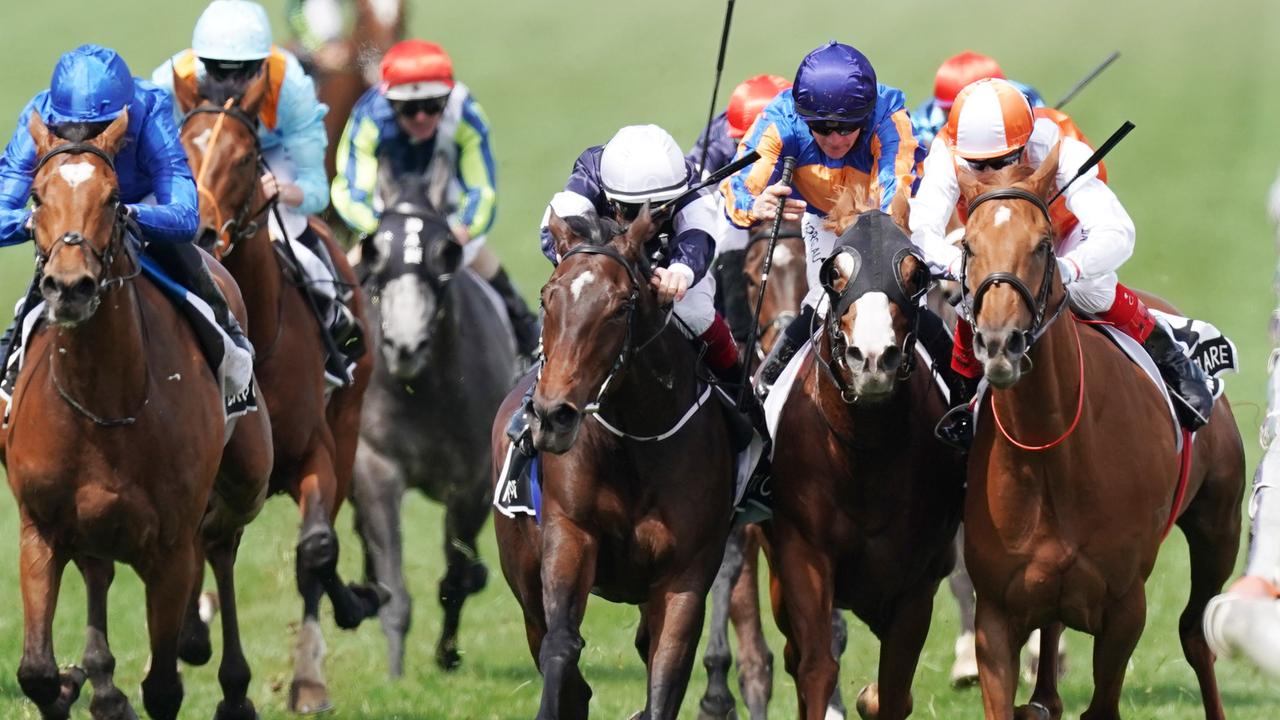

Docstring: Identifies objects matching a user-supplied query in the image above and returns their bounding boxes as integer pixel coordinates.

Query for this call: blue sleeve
[0,102,39,247]
[129,95,199,244]
[276,55,331,215]
[538,148,607,264]
[869,88,917,213]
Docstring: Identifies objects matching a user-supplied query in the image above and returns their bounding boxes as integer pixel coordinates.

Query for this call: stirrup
[935,404,974,451]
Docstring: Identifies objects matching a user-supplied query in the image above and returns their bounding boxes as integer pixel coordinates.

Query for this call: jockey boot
[713,250,752,343]
[188,260,255,398]
[498,376,539,501]
[0,281,38,397]
[934,318,984,451]
[295,226,365,371]
[488,267,542,358]
[1101,283,1213,430]
[754,304,814,400]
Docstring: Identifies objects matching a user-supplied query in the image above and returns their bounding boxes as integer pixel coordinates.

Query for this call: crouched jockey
[152,0,362,384]
[909,78,1213,446]
[0,44,252,394]
[503,125,771,502]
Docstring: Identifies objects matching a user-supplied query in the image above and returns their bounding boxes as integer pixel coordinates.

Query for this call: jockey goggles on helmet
[967,147,1024,172]
[392,96,448,118]
[203,58,265,84]
[806,119,859,137]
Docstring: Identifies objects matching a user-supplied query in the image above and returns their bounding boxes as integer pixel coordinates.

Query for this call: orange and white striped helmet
[945,78,1034,160]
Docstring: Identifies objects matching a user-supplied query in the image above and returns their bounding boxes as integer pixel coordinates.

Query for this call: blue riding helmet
[793,41,877,125]
[46,44,135,125]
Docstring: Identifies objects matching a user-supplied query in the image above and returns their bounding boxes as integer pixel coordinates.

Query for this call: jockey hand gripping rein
[738,156,796,401]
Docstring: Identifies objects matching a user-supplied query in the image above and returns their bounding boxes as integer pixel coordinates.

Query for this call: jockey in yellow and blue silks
[151,0,360,383]
[723,41,923,392]
[0,44,252,394]
[331,39,539,356]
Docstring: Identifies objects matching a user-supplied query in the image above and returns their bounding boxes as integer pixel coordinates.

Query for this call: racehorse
[956,148,1244,719]
[764,195,965,720]
[172,67,380,714]
[6,110,267,720]
[493,208,738,719]
[350,180,518,677]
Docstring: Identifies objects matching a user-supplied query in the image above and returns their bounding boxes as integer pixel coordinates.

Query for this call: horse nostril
[549,403,580,430]
[1006,332,1027,357]
[68,277,97,302]
[880,346,902,372]
[848,346,865,366]
[40,274,59,298]
[974,332,987,352]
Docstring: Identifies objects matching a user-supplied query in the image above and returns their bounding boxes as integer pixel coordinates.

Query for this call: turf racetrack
[1,0,1278,717]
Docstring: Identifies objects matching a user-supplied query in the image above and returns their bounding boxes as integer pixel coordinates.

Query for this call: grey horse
[350,187,519,676]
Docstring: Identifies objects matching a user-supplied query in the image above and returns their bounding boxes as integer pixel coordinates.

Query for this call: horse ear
[889,184,911,234]
[956,166,983,208]
[240,65,271,116]
[91,110,130,156]
[546,210,579,260]
[28,111,54,156]
[621,203,655,258]
[822,181,874,235]
[172,66,201,114]
[1027,141,1062,201]
[898,253,928,300]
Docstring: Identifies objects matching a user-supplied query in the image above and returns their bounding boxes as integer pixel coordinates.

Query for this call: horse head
[367,194,460,380]
[819,184,928,402]
[532,206,653,453]
[28,111,130,326]
[173,65,271,259]
[745,219,804,359]
[956,142,1064,388]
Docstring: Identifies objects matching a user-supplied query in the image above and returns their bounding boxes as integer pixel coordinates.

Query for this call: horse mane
[823,182,878,235]
[50,120,110,142]
[976,162,1036,188]
[197,73,250,107]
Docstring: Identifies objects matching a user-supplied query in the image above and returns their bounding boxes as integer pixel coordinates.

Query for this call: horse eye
[1037,239,1052,255]
[237,154,253,167]
[30,192,42,207]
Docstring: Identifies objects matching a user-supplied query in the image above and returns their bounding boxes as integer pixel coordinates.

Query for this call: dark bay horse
[351,184,517,676]
[956,149,1244,719]
[493,209,737,719]
[764,201,964,720]
[6,111,265,720]
[173,68,381,714]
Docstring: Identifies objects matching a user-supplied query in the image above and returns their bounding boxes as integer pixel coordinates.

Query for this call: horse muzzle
[974,326,1029,389]
[840,344,902,402]
[529,397,582,454]
[381,338,430,381]
[40,270,100,326]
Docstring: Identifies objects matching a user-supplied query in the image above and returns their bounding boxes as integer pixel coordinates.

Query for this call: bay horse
[493,208,738,719]
[172,68,380,714]
[956,147,1244,719]
[764,199,965,720]
[350,181,517,676]
[6,110,267,720]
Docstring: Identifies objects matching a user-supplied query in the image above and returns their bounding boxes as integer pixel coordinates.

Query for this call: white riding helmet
[601,125,689,204]
[193,0,273,62]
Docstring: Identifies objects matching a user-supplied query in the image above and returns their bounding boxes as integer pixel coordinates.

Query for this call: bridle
[181,99,276,257]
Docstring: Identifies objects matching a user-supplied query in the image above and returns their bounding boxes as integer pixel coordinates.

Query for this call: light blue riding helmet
[193,0,273,61]
[46,44,135,125]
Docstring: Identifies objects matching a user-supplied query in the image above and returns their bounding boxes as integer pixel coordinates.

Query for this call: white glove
[1057,256,1081,286]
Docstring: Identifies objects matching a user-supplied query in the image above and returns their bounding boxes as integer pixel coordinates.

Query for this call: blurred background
[1,0,1278,717]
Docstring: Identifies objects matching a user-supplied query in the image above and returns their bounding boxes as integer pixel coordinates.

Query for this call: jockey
[723,41,922,393]
[331,39,541,358]
[911,51,1045,148]
[0,44,251,392]
[909,78,1213,444]
[152,0,362,383]
[688,74,792,343]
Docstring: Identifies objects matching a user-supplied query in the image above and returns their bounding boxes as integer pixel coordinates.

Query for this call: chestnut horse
[765,205,965,720]
[956,149,1244,719]
[493,209,738,719]
[6,111,268,720]
[172,69,379,714]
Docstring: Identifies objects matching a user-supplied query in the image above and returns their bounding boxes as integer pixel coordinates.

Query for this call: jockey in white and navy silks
[910,51,1044,149]
[151,0,360,383]
[722,41,922,392]
[0,44,252,393]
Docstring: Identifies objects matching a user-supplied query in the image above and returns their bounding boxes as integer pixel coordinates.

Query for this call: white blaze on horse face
[993,207,1012,227]
[380,274,434,351]
[192,127,213,155]
[57,162,95,189]
[851,292,896,356]
[368,0,401,25]
[570,270,596,301]
[772,243,794,266]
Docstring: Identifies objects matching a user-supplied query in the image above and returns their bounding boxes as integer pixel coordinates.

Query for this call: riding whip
[653,149,759,221]
[1047,120,1135,206]
[696,0,737,177]
[1053,51,1120,110]
[738,156,796,401]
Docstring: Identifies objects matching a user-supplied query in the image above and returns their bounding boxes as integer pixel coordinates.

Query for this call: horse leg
[140,542,198,720]
[16,519,83,720]
[78,556,133,720]
[1080,588,1146,720]
[349,451,411,677]
[973,598,1023,720]
[208,531,257,720]
[436,490,491,671]
[1023,623,1064,720]
[643,561,721,720]
[730,528,774,720]
[302,450,385,629]
[697,524,747,720]
[948,527,980,688]
[856,587,931,720]
[828,609,849,719]
[771,531,837,720]
[290,481,335,714]
[176,545,213,667]
[536,523,597,720]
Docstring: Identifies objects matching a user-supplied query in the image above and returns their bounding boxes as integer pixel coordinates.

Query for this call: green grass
[2,0,1280,717]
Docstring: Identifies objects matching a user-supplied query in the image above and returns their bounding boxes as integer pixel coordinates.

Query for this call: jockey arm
[130,92,200,244]
[538,147,609,264]
[866,92,921,214]
[1053,134,1135,282]
[668,190,717,285]
[0,104,38,247]
[274,54,331,216]
[907,136,965,279]
[454,96,497,240]
[721,101,793,230]
[331,101,381,235]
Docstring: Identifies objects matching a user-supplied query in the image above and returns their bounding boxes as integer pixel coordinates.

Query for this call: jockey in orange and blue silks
[723,41,923,393]
[0,44,252,396]
[911,78,1213,439]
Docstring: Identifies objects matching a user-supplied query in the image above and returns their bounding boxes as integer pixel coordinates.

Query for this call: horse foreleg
[948,527,980,688]
[350,450,410,678]
[176,545,213,667]
[827,608,849,720]
[76,556,131,720]
[973,598,1022,720]
[771,530,837,720]
[140,542,197,720]
[208,531,257,720]
[16,518,81,719]
[291,481,335,715]
[697,525,747,720]
[643,569,718,720]
[1080,588,1146,720]
[855,587,930,720]
[536,522,597,720]
[437,489,491,672]
[730,527,774,720]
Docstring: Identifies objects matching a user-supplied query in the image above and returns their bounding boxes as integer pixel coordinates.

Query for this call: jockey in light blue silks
[0,44,252,394]
[152,0,362,383]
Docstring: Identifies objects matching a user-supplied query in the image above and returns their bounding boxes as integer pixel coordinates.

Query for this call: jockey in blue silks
[0,44,252,392]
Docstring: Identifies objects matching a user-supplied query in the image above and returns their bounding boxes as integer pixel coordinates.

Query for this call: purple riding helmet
[792,41,877,125]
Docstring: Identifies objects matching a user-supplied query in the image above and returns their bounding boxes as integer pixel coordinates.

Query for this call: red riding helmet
[726,74,791,139]
[933,51,1005,111]
[380,40,455,100]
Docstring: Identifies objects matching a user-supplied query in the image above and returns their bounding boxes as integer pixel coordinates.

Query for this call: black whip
[1053,51,1120,110]
[738,156,795,402]
[696,0,737,177]
[1047,121,1134,206]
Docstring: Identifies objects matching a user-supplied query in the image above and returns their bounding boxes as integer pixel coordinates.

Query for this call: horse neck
[221,225,282,350]
[987,307,1081,443]
[52,272,148,413]
[610,299,700,421]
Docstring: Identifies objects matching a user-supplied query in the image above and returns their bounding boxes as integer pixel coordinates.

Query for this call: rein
[182,100,276,257]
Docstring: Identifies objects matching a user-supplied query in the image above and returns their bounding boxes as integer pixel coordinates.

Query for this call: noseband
[961,188,1068,350]
[182,100,274,256]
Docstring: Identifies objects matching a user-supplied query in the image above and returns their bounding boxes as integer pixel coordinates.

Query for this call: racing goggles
[967,148,1024,172]
[806,120,860,137]
[393,97,448,118]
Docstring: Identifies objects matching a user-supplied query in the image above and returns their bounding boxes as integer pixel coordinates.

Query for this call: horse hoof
[696,698,737,720]
[332,582,386,630]
[214,698,258,720]
[855,684,878,720]
[435,643,462,672]
[178,617,213,667]
[951,632,980,689]
[288,679,332,715]
[1014,702,1052,720]
[90,687,138,720]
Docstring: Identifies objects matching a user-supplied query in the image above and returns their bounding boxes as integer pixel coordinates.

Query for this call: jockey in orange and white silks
[912,78,1213,432]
